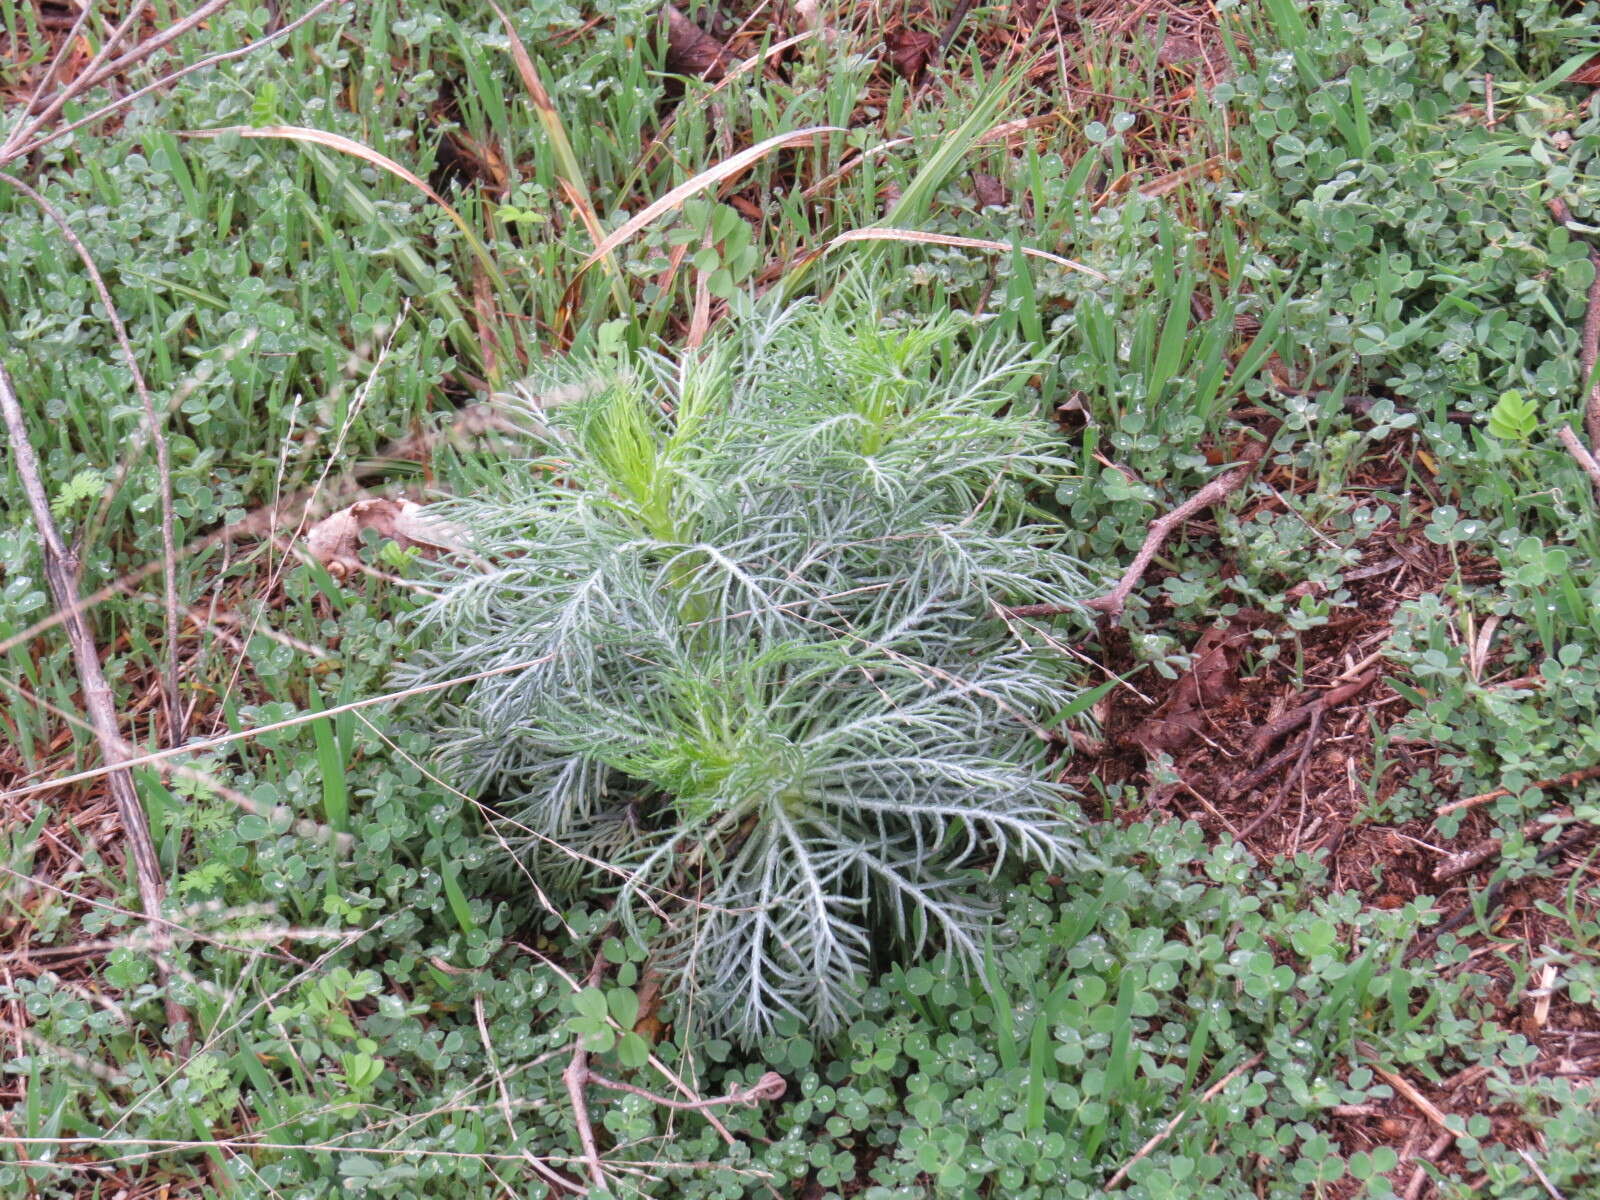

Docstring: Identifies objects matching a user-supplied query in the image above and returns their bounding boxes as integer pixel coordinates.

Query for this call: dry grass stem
[0,170,184,740]
[0,358,185,1037]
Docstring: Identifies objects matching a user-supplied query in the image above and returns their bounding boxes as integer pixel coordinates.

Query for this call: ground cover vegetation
[3,1,1600,1197]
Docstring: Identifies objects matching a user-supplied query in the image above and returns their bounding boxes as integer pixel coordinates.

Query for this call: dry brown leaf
[665,4,733,80]
[306,497,466,578]
[1128,623,1247,756]
[971,171,1009,208]
[885,28,937,81]
[795,0,838,45]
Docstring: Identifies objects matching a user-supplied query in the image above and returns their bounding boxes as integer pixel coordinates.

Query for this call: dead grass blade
[0,359,187,1037]
[818,227,1109,282]
[487,0,626,314]
[558,125,844,329]
[179,124,502,287]
[2,656,561,801]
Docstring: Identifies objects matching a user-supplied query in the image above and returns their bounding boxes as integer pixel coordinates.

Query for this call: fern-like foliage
[400,290,1100,1043]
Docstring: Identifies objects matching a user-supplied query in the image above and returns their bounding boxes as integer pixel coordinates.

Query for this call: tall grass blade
[183,125,502,287]
[489,1,627,314]
[562,126,843,324]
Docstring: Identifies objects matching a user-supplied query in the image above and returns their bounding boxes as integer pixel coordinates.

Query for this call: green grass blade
[985,936,1020,1072]
[1148,260,1198,407]
[441,860,477,935]
[882,71,1022,227]
[488,0,627,315]
[1025,1010,1050,1132]
[309,699,349,836]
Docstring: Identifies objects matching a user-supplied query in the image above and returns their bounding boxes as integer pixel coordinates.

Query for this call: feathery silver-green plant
[400,288,1099,1043]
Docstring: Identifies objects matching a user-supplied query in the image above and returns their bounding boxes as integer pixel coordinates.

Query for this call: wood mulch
[1060,429,1600,1197]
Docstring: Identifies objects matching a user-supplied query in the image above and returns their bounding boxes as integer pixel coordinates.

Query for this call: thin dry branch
[2,0,237,159]
[1358,1044,1453,1134]
[1518,1147,1571,1200]
[474,993,586,1195]
[1007,441,1266,624]
[1104,1051,1264,1190]
[1410,827,1598,960]
[0,359,184,1035]
[2,2,340,167]
[1235,706,1324,837]
[586,1069,785,1112]
[1436,763,1600,817]
[4,0,96,138]
[1403,1132,1453,1200]
[1558,425,1600,501]
[80,0,237,93]
[1434,809,1573,881]
[563,953,611,1193]
[1548,198,1600,495]
[0,0,152,156]
[0,170,183,741]
[1246,671,1375,761]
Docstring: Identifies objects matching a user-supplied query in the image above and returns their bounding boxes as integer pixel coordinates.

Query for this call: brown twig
[2,2,340,167]
[1104,1051,1264,1190]
[1558,425,1600,501]
[1517,1148,1569,1200]
[0,360,185,1037]
[1433,809,1574,881]
[586,1070,786,1112]
[474,993,585,1195]
[1226,672,1374,830]
[1357,1045,1452,1134]
[1247,672,1375,761]
[639,1048,739,1146]
[1403,1132,1453,1200]
[563,952,611,1193]
[1227,738,1303,808]
[1007,441,1265,624]
[1436,763,1600,817]
[1235,707,1323,838]
[554,939,778,1193]
[1409,828,1598,960]
[0,171,184,741]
